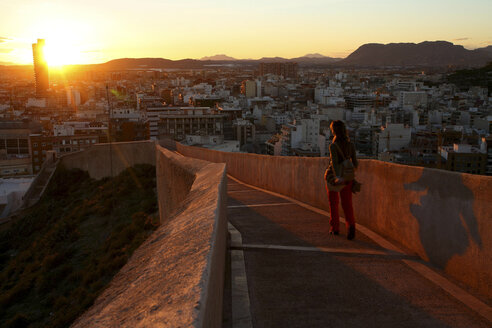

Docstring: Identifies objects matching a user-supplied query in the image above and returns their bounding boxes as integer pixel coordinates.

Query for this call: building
[439,144,487,175]
[394,81,424,91]
[0,177,34,218]
[32,39,49,97]
[275,119,320,156]
[354,124,380,157]
[111,119,148,142]
[53,121,108,141]
[241,80,257,98]
[233,119,255,147]
[184,135,240,152]
[109,109,149,142]
[259,62,298,79]
[265,134,282,156]
[482,137,492,176]
[191,96,222,107]
[376,123,412,153]
[111,118,149,142]
[0,121,42,176]
[156,107,227,141]
[398,91,428,108]
[66,87,81,110]
[344,95,376,110]
[30,134,103,173]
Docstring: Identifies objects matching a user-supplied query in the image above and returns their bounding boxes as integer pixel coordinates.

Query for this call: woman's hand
[335,177,345,184]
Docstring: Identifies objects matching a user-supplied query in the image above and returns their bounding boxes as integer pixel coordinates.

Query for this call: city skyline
[1,0,492,66]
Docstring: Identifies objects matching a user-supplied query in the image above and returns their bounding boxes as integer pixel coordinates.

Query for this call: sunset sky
[1,0,491,66]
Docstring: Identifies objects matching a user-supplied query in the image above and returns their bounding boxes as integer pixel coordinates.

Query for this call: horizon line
[1,40,490,67]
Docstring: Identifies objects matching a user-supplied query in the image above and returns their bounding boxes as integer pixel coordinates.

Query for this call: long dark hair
[330,120,349,143]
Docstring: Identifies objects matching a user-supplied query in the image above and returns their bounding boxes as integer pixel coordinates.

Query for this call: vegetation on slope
[0,164,159,328]
[447,62,492,94]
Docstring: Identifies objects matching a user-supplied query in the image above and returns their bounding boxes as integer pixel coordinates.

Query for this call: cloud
[0,48,12,53]
[453,37,470,41]
[82,49,101,53]
[0,37,11,43]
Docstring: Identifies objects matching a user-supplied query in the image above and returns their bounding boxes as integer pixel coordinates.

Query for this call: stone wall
[72,145,228,327]
[156,145,209,223]
[60,140,156,180]
[177,143,492,299]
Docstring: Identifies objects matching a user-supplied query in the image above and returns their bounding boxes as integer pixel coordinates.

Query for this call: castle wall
[72,145,228,328]
[177,143,492,299]
[60,140,156,180]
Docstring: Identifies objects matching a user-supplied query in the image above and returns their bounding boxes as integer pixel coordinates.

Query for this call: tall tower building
[32,39,49,97]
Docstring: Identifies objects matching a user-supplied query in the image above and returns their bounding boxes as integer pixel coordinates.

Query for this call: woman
[325,120,358,240]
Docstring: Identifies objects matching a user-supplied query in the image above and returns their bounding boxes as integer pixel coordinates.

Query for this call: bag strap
[333,142,347,161]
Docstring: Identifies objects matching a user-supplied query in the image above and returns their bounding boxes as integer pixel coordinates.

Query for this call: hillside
[93,57,206,70]
[0,164,159,328]
[73,54,341,71]
[340,41,492,68]
[477,45,492,54]
[447,62,492,94]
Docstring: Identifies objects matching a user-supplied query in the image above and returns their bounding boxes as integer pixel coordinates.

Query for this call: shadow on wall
[405,169,482,268]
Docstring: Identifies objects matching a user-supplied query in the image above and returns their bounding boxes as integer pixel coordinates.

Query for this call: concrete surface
[156,145,210,223]
[61,140,156,180]
[72,146,228,328]
[177,143,492,299]
[21,160,57,208]
[225,177,491,328]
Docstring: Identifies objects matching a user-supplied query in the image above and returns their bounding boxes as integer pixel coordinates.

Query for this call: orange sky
[1,0,491,66]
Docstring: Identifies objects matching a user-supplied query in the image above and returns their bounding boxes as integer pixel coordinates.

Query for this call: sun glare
[31,16,91,67]
[44,40,84,67]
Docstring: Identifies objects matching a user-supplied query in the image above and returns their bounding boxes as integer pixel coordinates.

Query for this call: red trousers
[327,181,355,231]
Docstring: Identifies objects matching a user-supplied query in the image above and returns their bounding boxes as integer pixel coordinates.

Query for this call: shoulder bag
[333,143,355,181]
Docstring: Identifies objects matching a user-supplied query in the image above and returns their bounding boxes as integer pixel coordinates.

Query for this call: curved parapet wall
[177,143,492,299]
[177,143,332,209]
[356,160,491,299]
[60,140,156,180]
[72,146,228,328]
[155,145,211,223]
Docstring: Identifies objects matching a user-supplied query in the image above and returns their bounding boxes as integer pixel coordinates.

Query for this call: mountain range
[199,53,341,64]
[55,41,492,70]
[91,54,342,70]
[477,45,492,54]
[339,41,492,67]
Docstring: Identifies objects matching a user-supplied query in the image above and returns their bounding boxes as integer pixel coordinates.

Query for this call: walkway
[22,160,57,208]
[223,176,491,328]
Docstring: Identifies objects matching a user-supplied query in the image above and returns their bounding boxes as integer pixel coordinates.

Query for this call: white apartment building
[271,113,290,125]
[312,107,345,122]
[66,87,81,106]
[335,72,347,82]
[398,91,428,108]
[279,118,320,155]
[191,83,213,95]
[351,107,369,123]
[393,80,424,91]
[314,86,344,104]
[376,123,412,153]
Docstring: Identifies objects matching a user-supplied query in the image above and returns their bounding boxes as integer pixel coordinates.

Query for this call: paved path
[223,176,491,328]
[23,160,57,208]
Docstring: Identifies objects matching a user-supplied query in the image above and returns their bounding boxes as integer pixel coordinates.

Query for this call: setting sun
[44,40,84,67]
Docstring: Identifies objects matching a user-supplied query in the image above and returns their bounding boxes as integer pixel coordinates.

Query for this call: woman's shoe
[329,229,339,235]
[347,226,355,240]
